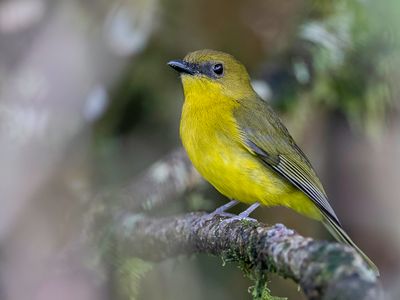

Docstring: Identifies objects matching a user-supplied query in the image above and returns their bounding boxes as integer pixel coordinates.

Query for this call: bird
[167,49,379,275]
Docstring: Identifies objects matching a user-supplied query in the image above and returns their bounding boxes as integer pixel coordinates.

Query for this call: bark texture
[112,212,382,300]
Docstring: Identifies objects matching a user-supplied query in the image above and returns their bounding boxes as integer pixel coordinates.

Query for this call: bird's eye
[212,63,224,75]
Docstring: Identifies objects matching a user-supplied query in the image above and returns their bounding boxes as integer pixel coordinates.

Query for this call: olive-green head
[168,49,255,99]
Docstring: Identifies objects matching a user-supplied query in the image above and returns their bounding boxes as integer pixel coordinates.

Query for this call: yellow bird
[168,49,378,275]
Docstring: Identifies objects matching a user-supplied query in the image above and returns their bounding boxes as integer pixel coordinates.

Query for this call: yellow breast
[179,76,320,219]
[180,77,279,202]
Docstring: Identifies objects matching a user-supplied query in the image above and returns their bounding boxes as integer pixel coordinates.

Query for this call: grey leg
[220,202,261,224]
[197,200,239,226]
[213,200,239,214]
[238,202,260,218]
[198,201,260,226]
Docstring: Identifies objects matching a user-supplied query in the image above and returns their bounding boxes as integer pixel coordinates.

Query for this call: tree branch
[88,148,382,299]
[112,212,382,300]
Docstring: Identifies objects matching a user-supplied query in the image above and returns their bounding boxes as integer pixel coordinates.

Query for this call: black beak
[167,60,196,75]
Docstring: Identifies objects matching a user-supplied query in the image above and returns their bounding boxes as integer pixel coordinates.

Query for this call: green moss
[240,218,258,227]
[221,248,286,300]
[249,274,287,300]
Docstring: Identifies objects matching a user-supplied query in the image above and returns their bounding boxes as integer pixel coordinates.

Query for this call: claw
[197,211,235,227]
[196,201,261,227]
[220,215,258,226]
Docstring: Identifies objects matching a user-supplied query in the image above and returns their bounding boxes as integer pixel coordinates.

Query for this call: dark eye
[212,63,224,75]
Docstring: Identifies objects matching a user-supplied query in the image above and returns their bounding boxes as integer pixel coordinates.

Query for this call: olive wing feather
[234,98,340,226]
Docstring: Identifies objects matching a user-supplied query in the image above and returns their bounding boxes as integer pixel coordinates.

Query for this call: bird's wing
[234,98,340,225]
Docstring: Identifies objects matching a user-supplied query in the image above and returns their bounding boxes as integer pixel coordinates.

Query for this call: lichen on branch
[110,212,381,300]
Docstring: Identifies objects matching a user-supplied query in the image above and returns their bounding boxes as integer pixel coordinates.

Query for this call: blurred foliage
[96,62,156,137]
[308,0,398,135]
[115,258,154,300]
[270,0,400,137]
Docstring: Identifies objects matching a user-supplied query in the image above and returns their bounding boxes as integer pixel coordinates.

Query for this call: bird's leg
[221,202,260,224]
[198,200,239,226]
[212,199,239,215]
[238,202,260,218]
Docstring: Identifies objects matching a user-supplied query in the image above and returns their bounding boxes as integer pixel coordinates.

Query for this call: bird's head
[168,49,254,100]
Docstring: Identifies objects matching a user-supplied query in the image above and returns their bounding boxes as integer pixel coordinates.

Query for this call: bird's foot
[219,214,258,225]
[196,200,238,227]
[197,211,235,227]
[196,201,261,227]
[219,202,260,225]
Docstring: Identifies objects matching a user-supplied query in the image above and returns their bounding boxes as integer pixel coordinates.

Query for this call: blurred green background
[0,0,399,299]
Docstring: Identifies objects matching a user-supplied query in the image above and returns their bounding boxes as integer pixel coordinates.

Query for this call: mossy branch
[89,148,382,299]
[111,212,382,300]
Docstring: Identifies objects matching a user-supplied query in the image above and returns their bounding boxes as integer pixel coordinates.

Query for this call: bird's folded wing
[234,99,340,226]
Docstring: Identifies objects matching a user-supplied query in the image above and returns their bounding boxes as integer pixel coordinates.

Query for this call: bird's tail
[322,212,379,276]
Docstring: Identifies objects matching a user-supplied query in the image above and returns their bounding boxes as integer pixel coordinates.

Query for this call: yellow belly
[179,78,320,220]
